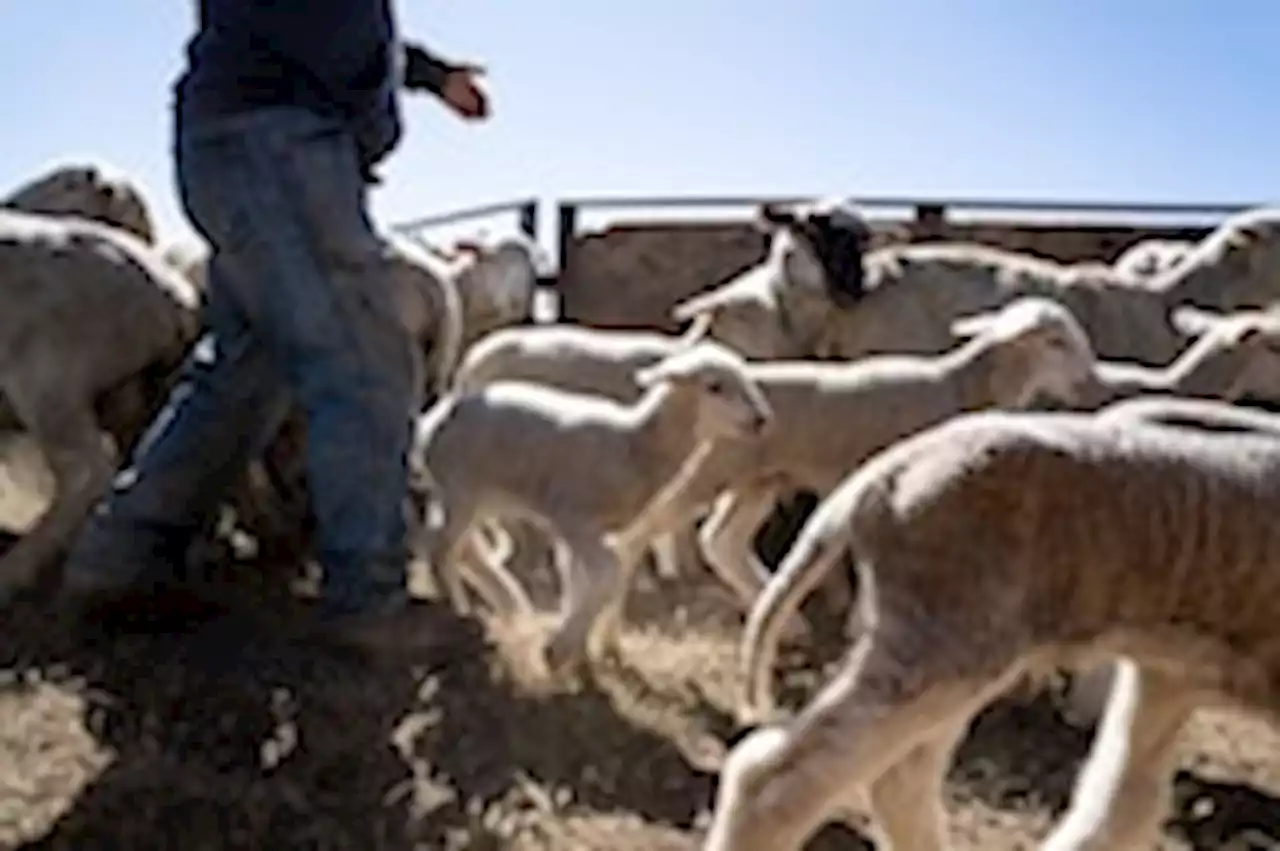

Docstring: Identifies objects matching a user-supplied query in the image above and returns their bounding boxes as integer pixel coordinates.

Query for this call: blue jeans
[63,107,422,618]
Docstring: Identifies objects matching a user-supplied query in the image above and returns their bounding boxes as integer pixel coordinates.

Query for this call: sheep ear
[671,289,724,323]
[755,202,796,231]
[949,310,999,341]
[1237,324,1265,345]
[676,312,713,347]
[1170,305,1223,338]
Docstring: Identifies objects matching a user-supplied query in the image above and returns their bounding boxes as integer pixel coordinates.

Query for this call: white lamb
[631,296,1097,619]
[446,321,715,585]
[711,405,1280,851]
[412,340,774,674]
[1073,303,1280,410]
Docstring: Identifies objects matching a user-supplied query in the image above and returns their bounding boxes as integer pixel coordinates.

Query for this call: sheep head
[950,297,1097,408]
[1160,207,1280,309]
[451,233,546,338]
[634,341,774,443]
[1171,305,1280,406]
[755,197,873,308]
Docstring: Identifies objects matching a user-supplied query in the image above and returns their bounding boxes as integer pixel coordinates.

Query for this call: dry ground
[0,482,1278,850]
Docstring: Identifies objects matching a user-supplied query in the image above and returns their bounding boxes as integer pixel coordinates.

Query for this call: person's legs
[63,107,429,647]
[212,109,424,625]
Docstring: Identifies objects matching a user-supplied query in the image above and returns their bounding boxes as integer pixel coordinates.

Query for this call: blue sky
[1,1,1276,248]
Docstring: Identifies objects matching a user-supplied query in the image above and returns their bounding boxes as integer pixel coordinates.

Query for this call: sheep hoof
[543,633,587,679]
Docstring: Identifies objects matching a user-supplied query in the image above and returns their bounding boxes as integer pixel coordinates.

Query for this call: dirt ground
[1,480,1280,850]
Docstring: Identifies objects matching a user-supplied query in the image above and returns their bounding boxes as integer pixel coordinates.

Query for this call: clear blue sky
[1,0,1276,247]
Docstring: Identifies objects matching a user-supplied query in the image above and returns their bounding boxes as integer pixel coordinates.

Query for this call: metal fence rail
[391,192,1261,274]
[389,196,539,254]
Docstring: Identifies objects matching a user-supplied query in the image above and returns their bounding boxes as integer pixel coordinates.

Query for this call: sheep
[1112,237,1196,284]
[410,340,774,674]
[620,296,1097,622]
[1016,305,1280,729]
[0,209,201,600]
[1071,303,1280,410]
[710,405,1280,851]
[3,162,157,245]
[440,231,550,351]
[667,199,874,360]
[674,206,1280,370]
[445,320,716,586]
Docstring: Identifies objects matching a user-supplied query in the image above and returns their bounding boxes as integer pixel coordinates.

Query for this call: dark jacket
[175,1,455,168]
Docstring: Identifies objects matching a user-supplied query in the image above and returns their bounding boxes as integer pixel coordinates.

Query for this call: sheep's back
[863,413,1280,674]
[418,383,661,527]
[0,212,198,396]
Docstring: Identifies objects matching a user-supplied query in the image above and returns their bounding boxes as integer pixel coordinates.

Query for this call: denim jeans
[63,106,422,618]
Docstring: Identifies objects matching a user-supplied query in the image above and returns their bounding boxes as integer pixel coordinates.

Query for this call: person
[51,2,491,651]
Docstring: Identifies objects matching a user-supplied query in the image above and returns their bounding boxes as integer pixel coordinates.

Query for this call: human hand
[441,64,491,121]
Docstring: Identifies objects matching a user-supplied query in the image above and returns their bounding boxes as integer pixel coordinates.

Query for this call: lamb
[3,162,157,245]
[667,199,875,360]
[626,296,1098,619]
[709,406,1280,851]
[1112,237,1196,284]
[434,231,550,352]
[1072,304,1280,410]
[410,340,774,674]
[446,321,715,585]
[674,206,1280,370]
[0,209,201,600]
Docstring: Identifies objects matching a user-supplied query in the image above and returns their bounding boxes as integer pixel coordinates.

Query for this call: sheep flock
[4,162,1280,851]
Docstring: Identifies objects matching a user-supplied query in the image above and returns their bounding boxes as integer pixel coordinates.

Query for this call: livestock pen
[0,192,1276,851]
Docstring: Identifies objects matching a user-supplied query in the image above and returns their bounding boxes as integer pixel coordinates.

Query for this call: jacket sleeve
[402,41,458,96]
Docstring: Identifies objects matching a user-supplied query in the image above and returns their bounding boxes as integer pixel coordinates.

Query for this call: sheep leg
[648,531,682,579]
[705,625,1020,851]
[0,402,116,598]
[543,528,620,675]
[580,533,653,666]
[652,519,707,581]
[863,722,967,851]
[1041,659,1196,851]
[451,525,534,618]
[699,486,788,612]
[432,522,507,614]
[498,515,558,580]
